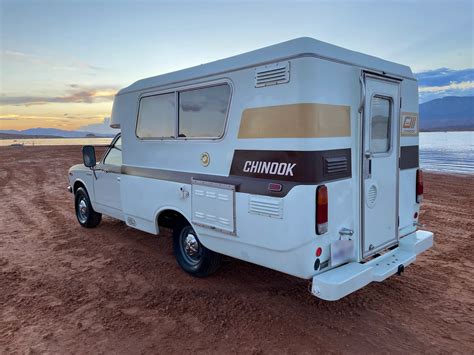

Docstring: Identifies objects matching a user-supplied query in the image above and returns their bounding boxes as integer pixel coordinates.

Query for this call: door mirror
[82,145,96,168]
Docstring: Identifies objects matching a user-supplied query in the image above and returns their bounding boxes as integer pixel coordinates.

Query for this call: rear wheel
[173,224,221,277]
[75,187,101,228]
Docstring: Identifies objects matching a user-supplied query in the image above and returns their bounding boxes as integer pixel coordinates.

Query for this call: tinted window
[178,84,230,138]
[104,137,122,165]
[137,93,175,138]
[370,96,391,153]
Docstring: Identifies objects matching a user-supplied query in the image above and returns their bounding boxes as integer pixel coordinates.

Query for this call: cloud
[415,68,474,103]
[2,49,105,72]
[0,85,119,106]
[419,81,474,93]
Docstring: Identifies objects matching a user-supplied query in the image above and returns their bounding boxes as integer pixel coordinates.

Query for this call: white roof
[119,37,414,95]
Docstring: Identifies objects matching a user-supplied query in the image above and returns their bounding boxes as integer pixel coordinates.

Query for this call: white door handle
[117,177,121,182]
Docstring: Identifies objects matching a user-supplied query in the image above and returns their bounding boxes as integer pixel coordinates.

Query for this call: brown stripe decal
[122,149,352,197]
[230,149,351,183]
[238,103,351,139]
[400,145,419,169]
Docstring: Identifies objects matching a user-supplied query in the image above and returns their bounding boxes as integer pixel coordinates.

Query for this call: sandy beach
[0,145,473,353]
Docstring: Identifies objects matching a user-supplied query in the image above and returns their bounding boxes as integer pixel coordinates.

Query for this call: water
[0,137,113,147]
[1,132,472,174]
[419,132,473,175]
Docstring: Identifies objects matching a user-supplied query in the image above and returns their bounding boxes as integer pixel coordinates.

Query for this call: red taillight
[416,169,423,203]
[316,185,328,235]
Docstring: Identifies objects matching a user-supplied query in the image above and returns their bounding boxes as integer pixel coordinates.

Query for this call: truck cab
[68,134,123,226]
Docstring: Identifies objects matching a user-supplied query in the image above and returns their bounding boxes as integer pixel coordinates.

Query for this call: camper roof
[118,37,415,95]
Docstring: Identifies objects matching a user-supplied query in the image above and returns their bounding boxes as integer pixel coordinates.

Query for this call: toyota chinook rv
[68,37,433,301]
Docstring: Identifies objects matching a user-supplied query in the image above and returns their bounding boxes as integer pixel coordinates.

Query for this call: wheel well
[157,209,189,231]
[73,181,86,193]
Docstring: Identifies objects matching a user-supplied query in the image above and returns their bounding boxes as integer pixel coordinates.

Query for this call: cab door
[362,74,400,258]
[94,135,123,220]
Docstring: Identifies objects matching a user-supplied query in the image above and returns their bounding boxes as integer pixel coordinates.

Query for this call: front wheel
[75,187,102,228]
[173,224,221,277]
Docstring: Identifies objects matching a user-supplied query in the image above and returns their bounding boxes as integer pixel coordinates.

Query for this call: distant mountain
[419,96,473,131]
[0,128,115,138]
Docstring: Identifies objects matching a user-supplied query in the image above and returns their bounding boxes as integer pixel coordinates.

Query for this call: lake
[419,131,473,174]
[1,132,472,174]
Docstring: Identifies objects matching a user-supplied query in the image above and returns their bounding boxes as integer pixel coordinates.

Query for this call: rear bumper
[311,230,433,301]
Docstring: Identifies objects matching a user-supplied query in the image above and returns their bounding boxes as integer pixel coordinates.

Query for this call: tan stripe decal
[238,103,351,139]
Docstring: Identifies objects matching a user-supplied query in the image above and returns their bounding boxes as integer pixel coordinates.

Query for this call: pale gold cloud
[419,80,474,93]
[0,85,119,106]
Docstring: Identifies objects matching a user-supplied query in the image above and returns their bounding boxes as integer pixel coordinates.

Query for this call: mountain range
[0,128,115,138]
[419,96,473,131]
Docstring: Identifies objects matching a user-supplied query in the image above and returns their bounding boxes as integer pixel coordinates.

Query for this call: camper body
[68,38,433,300]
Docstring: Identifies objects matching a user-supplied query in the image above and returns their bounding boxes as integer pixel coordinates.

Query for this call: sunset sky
[1,0,473,132]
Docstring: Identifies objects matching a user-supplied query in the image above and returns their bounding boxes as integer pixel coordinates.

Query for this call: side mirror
[82,145,96,168]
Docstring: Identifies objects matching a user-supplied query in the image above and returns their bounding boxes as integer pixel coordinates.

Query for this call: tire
[74,187,102,228]
[173,224,221,277]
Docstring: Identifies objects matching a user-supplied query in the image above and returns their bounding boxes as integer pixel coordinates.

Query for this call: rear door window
[370,96,391,153]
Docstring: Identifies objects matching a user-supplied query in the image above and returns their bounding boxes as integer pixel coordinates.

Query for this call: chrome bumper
[67,185,72,193]
[311,230,434,301]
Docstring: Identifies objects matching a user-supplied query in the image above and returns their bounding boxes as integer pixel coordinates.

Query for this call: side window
[178,84,231,138]
[136,93,175,138]
[104,137,122,165]
[370,96,391,153]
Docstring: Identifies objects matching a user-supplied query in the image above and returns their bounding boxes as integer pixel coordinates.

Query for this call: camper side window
[137,93,176,138]
[370,96,391,153]
[178,84,230,138]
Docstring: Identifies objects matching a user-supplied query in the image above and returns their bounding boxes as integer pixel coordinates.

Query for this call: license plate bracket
[331,239,355,267]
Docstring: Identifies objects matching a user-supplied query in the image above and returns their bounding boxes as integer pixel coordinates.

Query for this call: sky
[1,0,473,132]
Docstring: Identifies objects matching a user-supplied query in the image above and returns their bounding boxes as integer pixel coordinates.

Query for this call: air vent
[248,195,283,218]
[367,184,377,208]
[324,156,348,174]
[255,62,290,88]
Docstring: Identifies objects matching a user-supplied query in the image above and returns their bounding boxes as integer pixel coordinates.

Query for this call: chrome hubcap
[184,234,199,256]
[180,230,202,265]
[77,198,88,222]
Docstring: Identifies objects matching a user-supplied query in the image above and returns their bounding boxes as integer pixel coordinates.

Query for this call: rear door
[362,74,400,258]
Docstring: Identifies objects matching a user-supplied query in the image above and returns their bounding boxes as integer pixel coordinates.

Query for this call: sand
[0,145,473,353]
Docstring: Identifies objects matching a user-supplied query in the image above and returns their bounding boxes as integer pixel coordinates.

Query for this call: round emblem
[201,152,210,167]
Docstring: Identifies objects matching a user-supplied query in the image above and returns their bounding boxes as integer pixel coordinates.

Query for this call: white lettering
[241,160,297,177]
[243,161,251,172]
[277,163,287,175]
[269,162,279,175]
[285,163,296,176]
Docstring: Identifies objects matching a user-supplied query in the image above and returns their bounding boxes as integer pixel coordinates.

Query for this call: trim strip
[400,145,419,169]
[238,103,351,139]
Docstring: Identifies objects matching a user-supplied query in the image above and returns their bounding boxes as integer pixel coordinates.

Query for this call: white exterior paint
[68,37,433,300]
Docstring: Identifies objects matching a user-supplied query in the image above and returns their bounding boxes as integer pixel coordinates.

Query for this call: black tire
[74,187,102,228]
[173,224,221,277]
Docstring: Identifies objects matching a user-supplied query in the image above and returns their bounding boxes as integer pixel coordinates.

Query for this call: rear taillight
[416,169,423,203]
[316,185,328,235]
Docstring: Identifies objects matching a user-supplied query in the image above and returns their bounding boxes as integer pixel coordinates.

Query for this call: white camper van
[68,38,433,301]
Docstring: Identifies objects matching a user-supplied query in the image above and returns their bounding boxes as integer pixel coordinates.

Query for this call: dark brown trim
[121,149,352,197]
[400,145,419,170]
[230,149,351,183]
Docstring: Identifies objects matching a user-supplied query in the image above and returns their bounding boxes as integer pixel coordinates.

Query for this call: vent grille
[255,62,290,88]
[367,185,377,208]
[248,196,283,218]
[324,156,348,174]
